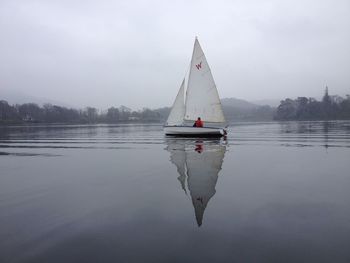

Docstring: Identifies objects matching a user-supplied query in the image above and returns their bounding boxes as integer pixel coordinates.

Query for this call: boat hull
[164,126,226,137]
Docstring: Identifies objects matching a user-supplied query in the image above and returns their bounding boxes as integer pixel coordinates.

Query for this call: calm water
[1,121,350,263]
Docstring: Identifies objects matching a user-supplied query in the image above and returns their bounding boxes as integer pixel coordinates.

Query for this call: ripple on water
[0,122,349,156]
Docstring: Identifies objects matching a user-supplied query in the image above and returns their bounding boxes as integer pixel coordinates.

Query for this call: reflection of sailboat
[166,139,226,226]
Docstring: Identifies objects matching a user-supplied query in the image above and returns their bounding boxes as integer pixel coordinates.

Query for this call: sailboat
[164,37,227,137]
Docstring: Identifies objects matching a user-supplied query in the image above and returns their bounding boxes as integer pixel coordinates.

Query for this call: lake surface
[1,121,350,263]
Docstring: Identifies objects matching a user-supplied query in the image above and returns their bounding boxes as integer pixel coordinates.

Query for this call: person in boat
[193,117,203,128]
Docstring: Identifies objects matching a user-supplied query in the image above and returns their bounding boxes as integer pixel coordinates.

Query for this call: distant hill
[221,97,259,109]
[1,89,72,108]
[220,97,276,122]
[251,99,281,107]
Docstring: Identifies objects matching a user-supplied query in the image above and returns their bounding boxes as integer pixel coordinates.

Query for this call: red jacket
[194,120,203,127]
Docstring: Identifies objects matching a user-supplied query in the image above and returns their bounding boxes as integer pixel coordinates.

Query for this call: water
[0,121,350,263]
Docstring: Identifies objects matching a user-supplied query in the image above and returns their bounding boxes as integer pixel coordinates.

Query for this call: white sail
[166,79,185,125]
[184,38,226,123]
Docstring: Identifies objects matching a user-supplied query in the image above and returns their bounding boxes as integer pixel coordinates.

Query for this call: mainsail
[184,38,226,123]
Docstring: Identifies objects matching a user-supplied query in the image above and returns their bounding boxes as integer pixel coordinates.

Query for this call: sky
[0,0,349,109]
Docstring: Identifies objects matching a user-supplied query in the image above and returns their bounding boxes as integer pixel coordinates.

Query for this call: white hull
[164,126,226,137]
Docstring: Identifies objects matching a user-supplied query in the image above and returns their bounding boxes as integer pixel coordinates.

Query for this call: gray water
[0,121,350,263]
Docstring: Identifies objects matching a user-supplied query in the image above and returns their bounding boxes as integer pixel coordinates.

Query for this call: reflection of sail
[187,143,225,226]
[166,139,226,226]
[167,141,188,194]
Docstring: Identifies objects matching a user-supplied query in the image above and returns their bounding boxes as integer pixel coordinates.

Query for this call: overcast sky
[1,0,349,109]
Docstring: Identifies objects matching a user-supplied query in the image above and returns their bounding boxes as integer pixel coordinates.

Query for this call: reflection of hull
[164,126,225,137]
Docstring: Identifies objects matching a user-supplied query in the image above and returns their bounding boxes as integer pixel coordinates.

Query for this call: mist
[1,0,349,109]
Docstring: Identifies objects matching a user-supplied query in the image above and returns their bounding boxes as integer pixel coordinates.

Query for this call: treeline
[275,88,350,120]
[2,88,350,124]
[223,105,275,122]
[0,101,169,124]
[0,99,276,124]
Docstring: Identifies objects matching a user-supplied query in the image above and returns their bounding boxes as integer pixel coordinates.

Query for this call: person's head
[197,117,201,121]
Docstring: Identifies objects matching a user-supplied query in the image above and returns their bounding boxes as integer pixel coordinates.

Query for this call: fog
[1,0,349,109]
